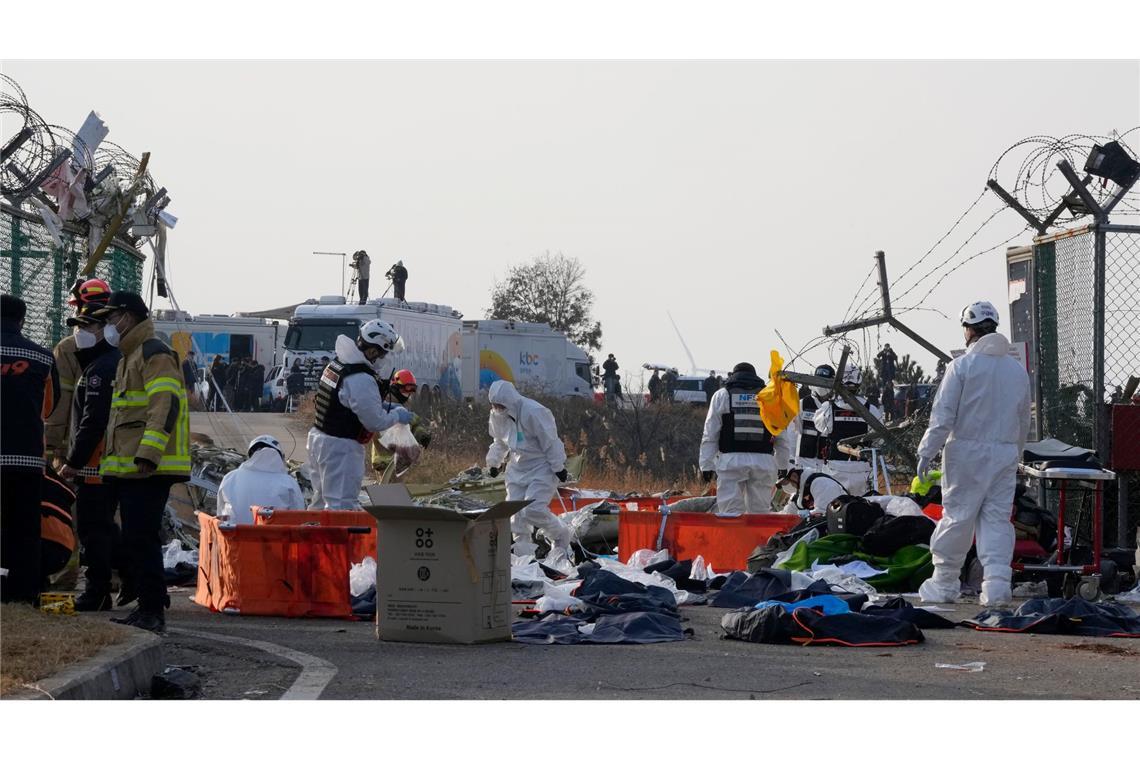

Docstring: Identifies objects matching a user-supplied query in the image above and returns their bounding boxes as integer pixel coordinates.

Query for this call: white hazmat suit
[812,396,883,494]
[700,386,794,514]
[306,335,407,509]
[485,380,571,552]
[916,332,1030,606]
[218,447,306,525]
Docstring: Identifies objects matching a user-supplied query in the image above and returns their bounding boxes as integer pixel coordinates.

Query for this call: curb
[5,627,164,700]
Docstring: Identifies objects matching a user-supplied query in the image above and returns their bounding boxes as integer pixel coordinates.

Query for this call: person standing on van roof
[1,295,60,605]
[386,260,408,302]
[485,380,572,558]
[917,301,1030,608]
[352,250,371,304]
[306,320,413,509]
[699,362,793,514]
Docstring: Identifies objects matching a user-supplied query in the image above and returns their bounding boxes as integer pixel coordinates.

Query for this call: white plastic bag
[378,423,422,466]
[349,556,377,597]
[535,581,586,613]
[626,548,669,569]
[162,539,198,570]
[773,528,819,569]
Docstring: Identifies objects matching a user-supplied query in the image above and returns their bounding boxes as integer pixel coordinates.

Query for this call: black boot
[75,591,112,612]
[126,611,166,634]
[111,607,141,625]
[116,582,138,608]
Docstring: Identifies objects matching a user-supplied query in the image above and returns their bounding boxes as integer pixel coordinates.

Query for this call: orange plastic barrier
[194,513,354,618]
[618,510,801,571]
[251,507,377,564]
[549,494,682,515]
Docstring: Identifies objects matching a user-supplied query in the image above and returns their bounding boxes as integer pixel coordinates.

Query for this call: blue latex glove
[917,455,933,481]
[392,407,414,425]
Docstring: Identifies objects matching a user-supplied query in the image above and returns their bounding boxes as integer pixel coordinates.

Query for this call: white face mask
[781,482,798,495]
[73,328,98,349]
[103,322,121,347]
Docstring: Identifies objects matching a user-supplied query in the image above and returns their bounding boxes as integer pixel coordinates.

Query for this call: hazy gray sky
[5,60,1138,381]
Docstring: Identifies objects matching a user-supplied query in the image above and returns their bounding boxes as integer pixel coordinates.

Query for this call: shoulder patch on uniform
[88,374,102,388]
[141,338,174,360]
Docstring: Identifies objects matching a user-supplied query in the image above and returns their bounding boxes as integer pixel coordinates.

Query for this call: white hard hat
[359,319,404,353]
[842,364,862,388]
[248,434,283,456]
[961,301,1000,326]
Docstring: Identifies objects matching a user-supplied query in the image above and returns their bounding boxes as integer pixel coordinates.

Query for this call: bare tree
[487,251,603,350]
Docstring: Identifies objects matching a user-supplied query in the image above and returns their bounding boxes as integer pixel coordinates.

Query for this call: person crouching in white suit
[306,320,413,509]
[699,362,794,514]
[218,435,305,525]
[485,380,572,556]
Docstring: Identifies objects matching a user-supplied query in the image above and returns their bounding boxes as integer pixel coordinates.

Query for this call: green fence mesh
[1,203,144,348]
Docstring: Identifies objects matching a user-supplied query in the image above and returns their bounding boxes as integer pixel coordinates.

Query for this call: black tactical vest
[718,380,774,454]
[313,360,376,439]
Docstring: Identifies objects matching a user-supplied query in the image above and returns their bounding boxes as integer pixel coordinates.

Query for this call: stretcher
[1016,438,1114,600]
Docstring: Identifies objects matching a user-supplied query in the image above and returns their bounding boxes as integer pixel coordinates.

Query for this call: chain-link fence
[1033,227,1098,450]
[1,203,144,348]
[1032,223,1140,547]
[1104,227,1140,403]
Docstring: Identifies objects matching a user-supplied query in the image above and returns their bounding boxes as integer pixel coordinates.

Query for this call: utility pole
[823,250,952,364]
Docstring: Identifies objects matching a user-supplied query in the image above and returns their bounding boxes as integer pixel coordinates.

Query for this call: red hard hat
[68,278,111,307]
[392,369,417,394]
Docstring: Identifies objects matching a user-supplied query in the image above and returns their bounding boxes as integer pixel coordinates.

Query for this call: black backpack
[827,495,884,537]
[861,515,935,556]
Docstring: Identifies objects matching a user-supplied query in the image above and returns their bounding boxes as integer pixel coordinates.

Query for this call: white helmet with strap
[358,319,404,353]
[842,363,862,388]
[248,434,283,456]
[961,300,1000,326]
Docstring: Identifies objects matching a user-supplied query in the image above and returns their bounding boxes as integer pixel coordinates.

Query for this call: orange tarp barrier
[194,512,354,618]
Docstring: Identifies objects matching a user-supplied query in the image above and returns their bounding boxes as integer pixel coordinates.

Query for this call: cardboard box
[363,485,529,644]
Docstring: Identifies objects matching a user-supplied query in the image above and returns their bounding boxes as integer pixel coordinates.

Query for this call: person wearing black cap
[90,291,190,633]
[57,308,130,611]
[1,294,60,604]
[698,361,793,514]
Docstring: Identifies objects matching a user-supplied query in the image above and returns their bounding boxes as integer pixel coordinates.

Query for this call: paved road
[190,412,310,462]
[151,594,1140,700]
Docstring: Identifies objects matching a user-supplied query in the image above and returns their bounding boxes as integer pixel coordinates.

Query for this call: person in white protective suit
[775,467,848,515]
[699,362,794,514]
[485,380,571,554]
[917,301,1030,607]
[306,320,414,509]
[812,364,883,495]
[792,364,835,473]
[218,435,305,525]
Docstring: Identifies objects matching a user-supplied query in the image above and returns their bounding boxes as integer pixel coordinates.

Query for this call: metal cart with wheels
[1016,462,1115,600]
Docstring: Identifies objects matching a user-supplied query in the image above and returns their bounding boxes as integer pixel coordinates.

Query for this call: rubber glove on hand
[488,466,499,478]
[916,455,932,481]
[701,470,715,483]
[392,407,414,425]
[555,469,568,483]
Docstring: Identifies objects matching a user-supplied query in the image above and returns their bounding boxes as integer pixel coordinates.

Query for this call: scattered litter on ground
[1055,642,1139,656]
[151,666,202,699]
[936,662,986,672]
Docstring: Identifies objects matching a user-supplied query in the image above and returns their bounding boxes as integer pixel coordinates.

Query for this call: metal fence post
[1093,223,1106,454]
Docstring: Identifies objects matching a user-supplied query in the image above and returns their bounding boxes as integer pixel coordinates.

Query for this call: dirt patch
[0,603,129,695]
[1056,642,1139,657]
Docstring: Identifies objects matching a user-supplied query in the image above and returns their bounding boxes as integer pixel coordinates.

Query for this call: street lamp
[312,251,347,296]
